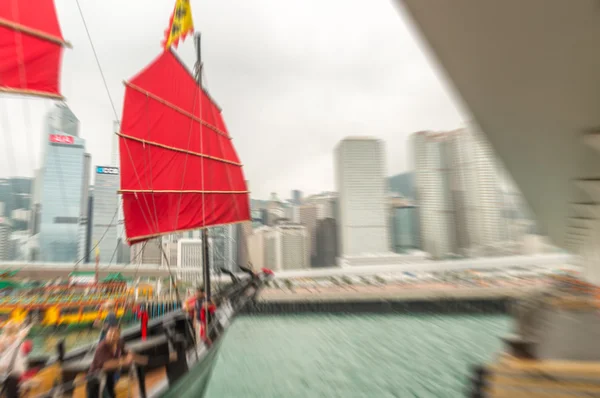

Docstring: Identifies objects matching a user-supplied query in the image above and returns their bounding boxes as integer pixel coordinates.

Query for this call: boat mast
[194,32,211,302]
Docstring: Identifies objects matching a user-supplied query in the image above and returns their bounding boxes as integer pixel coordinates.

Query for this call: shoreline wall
[240,298,512,315]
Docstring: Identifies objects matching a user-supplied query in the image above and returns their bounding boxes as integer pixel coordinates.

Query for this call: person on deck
[193,287,207,329]
[94,300,118,342]
[183,292,196,320]
[0,322,32,398]
[199,299,217,343]
[136,304,149,340]
[86,326,148,398]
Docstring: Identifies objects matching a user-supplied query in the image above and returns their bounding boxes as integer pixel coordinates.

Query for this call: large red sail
[119,51,250,244]
[0,0,69,99]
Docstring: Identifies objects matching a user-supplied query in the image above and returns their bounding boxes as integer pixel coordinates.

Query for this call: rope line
[74,0,158,243]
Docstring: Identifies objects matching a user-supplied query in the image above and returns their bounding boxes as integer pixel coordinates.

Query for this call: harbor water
[34,314,511,397]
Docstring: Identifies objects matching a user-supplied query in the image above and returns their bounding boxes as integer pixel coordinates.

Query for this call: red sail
[119,51,250,244]
[0,0,68,99]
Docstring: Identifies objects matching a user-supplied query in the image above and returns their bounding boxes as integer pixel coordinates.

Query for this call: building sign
[49,134,74,145]
[96,166,119,175]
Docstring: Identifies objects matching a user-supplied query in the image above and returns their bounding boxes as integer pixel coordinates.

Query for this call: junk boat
[0,0,271,396]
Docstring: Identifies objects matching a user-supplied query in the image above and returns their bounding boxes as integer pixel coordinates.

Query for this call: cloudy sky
[1,0,465,199]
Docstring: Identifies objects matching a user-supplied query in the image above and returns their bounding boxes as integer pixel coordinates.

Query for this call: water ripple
[207,314,510,398]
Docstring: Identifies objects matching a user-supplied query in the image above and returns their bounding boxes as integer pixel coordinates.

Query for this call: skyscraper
[210,225,238,272]
[335,137,389,256]
[291,190,303,204]
[263,222,310,270]
[298,204,318,263]
[315,218,338,267]
[91,165,119,263]
[412,128,503,258]
[111,121,129,263]
[37,104,90,262]
[77,154,92,260]
[0,217,11,261]
[390,205,420,253]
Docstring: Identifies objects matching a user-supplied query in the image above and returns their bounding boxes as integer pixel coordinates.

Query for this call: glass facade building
[92,166,119,263]
[391,206,420,253]
[37,104,89,262]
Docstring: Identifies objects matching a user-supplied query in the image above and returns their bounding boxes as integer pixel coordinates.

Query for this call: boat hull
[156,336,225,398]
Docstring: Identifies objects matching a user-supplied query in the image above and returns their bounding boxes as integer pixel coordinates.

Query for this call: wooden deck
[19,365,169,398]
[73,368,168,398]
[485,354,600,397]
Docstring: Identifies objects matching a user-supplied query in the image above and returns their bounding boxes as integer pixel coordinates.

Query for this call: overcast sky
[0,0,465,199]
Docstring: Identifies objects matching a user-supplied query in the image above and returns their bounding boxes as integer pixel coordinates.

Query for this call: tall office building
[298,204,318,263]
[130,238,161,265]
[315,218,338,267]
[412,128,503,258]
[247,226,268,268]
[390,205,420,253]
[177,239,203,283]
[84,189,94,263]
[0,217,11,261]
[91,166,119,263]
[111,121,129,262]
[305,193,337,220]
[335,137,389,256]
[266,193,285,225]
[468,125,504,250]
[0,178,32,231]
[413,131,458,258]
[211,225,238,272]
[263,222,309,271]
[77,154,92,260]
[36,104,90,262]
[291,190,303,205]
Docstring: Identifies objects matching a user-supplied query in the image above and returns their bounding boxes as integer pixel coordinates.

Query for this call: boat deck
[70,368,167,398]
[20,341,207,398]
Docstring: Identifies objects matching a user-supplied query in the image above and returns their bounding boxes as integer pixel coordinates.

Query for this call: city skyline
[0,0,465,199]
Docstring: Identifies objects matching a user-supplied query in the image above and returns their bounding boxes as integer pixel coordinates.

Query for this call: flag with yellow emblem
[162,0,195,50]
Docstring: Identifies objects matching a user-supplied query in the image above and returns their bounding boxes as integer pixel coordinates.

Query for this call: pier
[242,286,541,315]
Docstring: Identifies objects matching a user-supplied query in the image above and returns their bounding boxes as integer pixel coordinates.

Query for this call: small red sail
[119,51,250,244]
[0,0,69,99]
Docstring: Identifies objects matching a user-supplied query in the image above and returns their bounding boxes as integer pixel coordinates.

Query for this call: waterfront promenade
[257,282,545,302]
[243,281,546,315]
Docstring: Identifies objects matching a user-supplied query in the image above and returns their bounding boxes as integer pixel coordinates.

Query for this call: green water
[33,315,511,397]
[206,315,510,398]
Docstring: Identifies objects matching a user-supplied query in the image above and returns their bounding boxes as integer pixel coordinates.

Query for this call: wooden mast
[194,32,211,303]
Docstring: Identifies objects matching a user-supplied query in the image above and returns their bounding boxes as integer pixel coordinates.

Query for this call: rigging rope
[73,0,185,318]
[203,68,253,273]
[74,205,119,266]
[10,0,35,173]
[74,0,160,242]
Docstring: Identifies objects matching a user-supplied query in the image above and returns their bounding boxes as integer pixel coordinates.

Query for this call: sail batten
[117,132,241,165]
[0,0,68,98]
[119,189,249,194]
[123,81,230,139]
[120,51,250,244]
